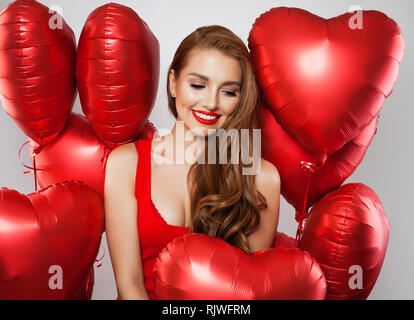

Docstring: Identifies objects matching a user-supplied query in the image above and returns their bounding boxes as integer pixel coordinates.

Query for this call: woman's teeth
[193,111,218,120]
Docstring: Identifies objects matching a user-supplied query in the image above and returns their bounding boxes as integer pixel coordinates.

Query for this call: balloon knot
[300,161,318,174]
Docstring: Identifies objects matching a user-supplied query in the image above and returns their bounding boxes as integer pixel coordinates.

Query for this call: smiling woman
[169,48,242,131]
[104,25,281,300]
[166,26,280,253]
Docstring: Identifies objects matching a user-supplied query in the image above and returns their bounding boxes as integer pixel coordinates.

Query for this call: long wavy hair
[167,25,267,253]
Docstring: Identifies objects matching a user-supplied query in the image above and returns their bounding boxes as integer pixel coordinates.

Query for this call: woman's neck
[154,120,205,166]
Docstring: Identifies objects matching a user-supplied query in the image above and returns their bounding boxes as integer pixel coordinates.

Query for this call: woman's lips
[191,109,221,125]
[192,109,221,116]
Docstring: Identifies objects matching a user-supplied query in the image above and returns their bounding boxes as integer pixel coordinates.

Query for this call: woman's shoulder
[106,142,139,179]
[255,158,281,191]
[108,142,138,161]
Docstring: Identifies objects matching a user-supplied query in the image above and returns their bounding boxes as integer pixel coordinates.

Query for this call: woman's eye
[223,90,237,97]
[191,84,205,89]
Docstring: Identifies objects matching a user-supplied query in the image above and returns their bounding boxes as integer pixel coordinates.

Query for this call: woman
[104,25,281,300]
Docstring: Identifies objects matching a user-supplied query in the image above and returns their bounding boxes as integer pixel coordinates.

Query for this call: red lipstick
[191,109,221,125]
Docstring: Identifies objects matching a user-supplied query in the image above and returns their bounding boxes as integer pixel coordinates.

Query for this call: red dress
[116,139,189,300]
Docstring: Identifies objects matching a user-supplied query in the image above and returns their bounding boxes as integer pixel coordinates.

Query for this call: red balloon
[76,3,160,149]
[29,113,110,200]
[0,0,76,150]
[0,181,104,299]
[299,183,390,300]
[260,105,378,212]
[249,7,404,164]
[154,233,326,300]
[137,120,159,140]
[273,231,296,248]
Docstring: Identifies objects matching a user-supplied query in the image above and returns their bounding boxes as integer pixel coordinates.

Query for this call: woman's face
[169,48,242,136]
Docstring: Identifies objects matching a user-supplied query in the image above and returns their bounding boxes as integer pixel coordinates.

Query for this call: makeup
[191,109,221,125]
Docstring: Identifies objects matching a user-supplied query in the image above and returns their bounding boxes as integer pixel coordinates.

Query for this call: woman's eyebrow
[188,72,241,87]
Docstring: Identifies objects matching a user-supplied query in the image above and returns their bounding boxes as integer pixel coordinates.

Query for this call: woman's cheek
[222,100,238,117]
[178,88,199,108]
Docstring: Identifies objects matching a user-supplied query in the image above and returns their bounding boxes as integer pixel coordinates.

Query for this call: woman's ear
[169,69,177,98]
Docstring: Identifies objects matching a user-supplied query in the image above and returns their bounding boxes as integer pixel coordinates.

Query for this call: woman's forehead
[182,48,242,82]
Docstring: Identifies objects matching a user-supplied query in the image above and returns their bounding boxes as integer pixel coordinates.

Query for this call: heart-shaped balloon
[260,105,377,212]
[0,181,104,299]
[299,183,390,300]
[76,3,160,150]
[154,233,326,300]
[249,7,404,164]
[29,113,111,200]
[0,0,76,151]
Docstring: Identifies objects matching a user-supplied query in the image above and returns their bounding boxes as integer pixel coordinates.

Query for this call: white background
[0,0,412,299]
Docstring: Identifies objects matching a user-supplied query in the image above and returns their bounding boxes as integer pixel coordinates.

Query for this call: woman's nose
[204,88,219,110]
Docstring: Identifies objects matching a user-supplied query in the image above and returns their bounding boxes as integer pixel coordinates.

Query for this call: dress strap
[135,139,152,202]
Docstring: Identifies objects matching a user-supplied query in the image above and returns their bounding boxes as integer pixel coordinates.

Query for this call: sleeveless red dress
[116,139,189,300]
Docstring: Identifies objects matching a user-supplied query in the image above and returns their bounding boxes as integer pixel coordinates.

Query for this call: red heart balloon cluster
[0,181,104,299]
[250,7,404,213]
[154,233,327,300]
[247,7,403,300]
[0,0,160,299]
[0,0,159,198]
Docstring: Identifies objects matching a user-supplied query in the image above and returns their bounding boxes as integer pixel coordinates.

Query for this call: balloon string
[95,246,106,268]
[19,140,43,191]
[33,153,37,192]
[100,148,110,163]
[295,161,317,247]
